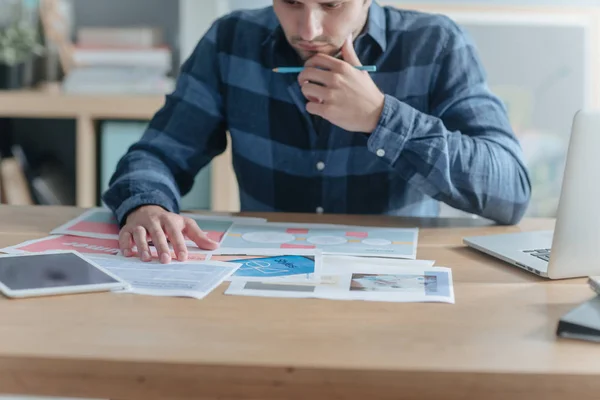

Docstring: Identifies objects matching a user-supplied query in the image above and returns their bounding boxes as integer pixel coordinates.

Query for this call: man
[103,0,531,264]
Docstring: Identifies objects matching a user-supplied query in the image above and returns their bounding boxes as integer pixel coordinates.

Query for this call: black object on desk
[557,295,600,342]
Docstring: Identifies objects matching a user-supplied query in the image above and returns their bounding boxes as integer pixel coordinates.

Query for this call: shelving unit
[0,1,242,212]
[0,88,240,211]
[0,89,164,208]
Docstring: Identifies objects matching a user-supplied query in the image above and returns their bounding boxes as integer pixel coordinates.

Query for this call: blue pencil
[272,65,377,73]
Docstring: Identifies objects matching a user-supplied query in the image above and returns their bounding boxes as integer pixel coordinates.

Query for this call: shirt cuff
[367,94,417,166]
[114,191,178,227]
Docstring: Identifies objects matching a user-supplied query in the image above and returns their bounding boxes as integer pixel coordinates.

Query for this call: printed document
[225,263,454,304]
[87,255,240,299]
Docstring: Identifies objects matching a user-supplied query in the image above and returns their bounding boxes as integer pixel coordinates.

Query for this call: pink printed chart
[50,208,237,245]
[1,235,121,256]
[0,235,209,261]
[220,223,419,259]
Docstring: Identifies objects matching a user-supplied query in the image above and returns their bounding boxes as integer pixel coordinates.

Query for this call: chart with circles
[221,224,418,259]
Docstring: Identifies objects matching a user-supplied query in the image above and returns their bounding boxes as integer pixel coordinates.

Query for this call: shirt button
[376,149,386,157]
[316,207,324,214]
[316,161,325,171]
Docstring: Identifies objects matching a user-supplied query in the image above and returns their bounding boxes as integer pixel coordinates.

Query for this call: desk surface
[0,206,597,400]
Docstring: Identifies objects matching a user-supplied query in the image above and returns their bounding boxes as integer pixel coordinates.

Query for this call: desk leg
[210,133,239,212]
[76,115,97,208]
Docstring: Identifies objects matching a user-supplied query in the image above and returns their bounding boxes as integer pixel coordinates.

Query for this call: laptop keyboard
[523,248,551,262]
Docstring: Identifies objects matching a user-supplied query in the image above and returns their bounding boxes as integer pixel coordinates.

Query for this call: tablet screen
[0,252,120,290]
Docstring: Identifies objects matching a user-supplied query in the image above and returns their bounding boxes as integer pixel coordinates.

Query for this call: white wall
[179,0,230,62]
[229,0,271,9]
[229,0,600,7]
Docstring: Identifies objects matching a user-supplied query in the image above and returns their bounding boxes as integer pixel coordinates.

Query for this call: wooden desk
[0,205,598,400]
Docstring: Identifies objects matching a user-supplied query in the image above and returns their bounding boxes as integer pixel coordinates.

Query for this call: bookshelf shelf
[0,90,165,119]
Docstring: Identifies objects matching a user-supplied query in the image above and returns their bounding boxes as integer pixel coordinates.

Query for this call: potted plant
[0,21,44,90]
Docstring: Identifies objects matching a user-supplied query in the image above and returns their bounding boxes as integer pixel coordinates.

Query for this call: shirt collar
[364,1,387,53]
[262,1,388,53]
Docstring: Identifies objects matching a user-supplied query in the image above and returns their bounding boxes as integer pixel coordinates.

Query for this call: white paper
[220,222,419,259]
[207,249,322,282]
[86,256,240,299]
[225,265,454,304]
[321,255,434,275]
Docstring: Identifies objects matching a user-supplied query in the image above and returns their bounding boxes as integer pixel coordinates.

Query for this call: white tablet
[0,250,130,299]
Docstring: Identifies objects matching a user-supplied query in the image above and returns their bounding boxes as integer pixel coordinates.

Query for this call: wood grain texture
[0,90,164,120]
[76,116,97,208]
[0,206,596,400]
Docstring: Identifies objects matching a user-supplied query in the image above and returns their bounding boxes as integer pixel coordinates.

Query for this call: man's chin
[296,48,341,61]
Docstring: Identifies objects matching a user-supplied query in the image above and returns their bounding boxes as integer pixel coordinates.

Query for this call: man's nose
[298,10,323,42]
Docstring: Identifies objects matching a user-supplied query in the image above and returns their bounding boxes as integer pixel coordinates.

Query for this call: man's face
[273,0,371,61]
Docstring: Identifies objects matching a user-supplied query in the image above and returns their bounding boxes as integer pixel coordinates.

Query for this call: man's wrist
[365,92,386,134]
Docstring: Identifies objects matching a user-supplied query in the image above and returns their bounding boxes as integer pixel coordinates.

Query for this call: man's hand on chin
[298,35,385,134]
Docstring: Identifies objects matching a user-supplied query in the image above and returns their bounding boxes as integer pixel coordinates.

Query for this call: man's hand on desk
[120,205,219,264]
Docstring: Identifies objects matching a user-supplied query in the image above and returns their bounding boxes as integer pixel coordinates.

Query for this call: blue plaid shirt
[103,2,531,225]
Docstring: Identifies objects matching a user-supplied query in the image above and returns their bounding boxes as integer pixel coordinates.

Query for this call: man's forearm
[367,95,531,225]
[102,149,185,225]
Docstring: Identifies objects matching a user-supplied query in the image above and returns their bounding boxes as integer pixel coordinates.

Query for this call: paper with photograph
[225,264,453,304]
[220,222,419,259]
[0,235,210,261]
[86,255,240,299]
[208,249,322,282]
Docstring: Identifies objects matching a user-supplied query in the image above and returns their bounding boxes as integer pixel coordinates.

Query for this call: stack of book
[556,277,600,342]
[62,26,175,95]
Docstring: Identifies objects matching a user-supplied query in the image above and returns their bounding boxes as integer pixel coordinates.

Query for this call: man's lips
[296,43,328,51]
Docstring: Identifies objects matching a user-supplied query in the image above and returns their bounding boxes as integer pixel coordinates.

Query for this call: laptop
[463,109,600,279]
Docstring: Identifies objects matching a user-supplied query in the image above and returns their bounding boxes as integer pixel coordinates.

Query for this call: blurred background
[0,0,596,221]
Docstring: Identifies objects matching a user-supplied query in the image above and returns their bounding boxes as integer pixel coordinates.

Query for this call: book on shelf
[62,66,174,95]
[31,157,75,206]
[0,157,34,206]
[71,46,172,73]
[77,26,164,49]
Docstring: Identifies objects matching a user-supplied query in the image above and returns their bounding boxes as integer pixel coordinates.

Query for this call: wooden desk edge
[1,356,599,400]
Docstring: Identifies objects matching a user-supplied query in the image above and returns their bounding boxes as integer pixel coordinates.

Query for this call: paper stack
[0,208,454,303]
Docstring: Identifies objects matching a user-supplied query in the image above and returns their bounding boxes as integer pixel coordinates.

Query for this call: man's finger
[301,82,330,103]
[297,67,333,87]
[304,53,345,73]
[306,101,328,118]
[119,230,134,257]
[132,226,151,262]
[184,219,219,250]
[164,220,188,262]
[341,35,362,67]
[147,223,171,264]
